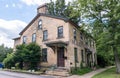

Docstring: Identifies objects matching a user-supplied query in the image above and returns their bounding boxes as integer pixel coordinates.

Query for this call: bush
[3,53,15,69]
[97,54,108,67]
[15,63,20,69]
[15,43,41,70]
[71,67,92,75]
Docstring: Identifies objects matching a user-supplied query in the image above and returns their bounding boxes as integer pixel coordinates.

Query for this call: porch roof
[85,48,92,54]
[45,41,69,47]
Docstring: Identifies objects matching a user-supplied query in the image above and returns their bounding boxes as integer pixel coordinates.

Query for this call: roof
[19,13,80,35]
[13,37,20,40]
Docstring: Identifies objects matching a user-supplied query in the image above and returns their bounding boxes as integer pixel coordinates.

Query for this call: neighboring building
[13,4,97,70]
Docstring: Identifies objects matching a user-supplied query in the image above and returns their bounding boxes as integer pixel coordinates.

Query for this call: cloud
[12,3,16,7]
[17,4,23,9]
[5,4,9,8]
[0,19,27,48]
[20,0,72,6]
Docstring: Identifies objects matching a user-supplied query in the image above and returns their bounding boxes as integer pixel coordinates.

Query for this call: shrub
[3,53,15,69]
[71,67,92,75]
[15,43,41,70]
[15,63,20,69]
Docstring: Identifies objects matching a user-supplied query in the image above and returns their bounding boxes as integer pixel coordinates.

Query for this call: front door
[57,47,64,67]
[87,53,92,67]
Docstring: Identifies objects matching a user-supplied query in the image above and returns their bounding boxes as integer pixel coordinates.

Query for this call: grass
[92,67,120,78]
[71,67,92,75]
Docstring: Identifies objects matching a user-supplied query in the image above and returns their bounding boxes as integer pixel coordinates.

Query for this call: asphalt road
[0,70,54,78]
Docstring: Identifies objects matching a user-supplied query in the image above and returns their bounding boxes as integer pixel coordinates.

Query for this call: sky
[0,0,72,48]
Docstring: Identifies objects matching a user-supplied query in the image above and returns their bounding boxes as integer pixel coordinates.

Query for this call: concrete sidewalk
[52,66,114,78]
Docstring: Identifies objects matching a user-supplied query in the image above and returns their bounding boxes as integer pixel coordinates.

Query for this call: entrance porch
[45,41,68,67]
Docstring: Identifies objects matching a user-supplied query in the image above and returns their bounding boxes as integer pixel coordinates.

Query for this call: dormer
[37,3,48,14]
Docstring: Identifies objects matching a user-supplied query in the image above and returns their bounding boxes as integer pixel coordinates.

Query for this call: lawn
[71,67,92,75]
[92,67,120,78]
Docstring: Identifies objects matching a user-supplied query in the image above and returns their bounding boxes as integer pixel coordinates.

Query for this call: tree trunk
[113,46,120,74]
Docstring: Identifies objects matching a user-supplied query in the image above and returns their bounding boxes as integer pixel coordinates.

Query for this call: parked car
[0,63,4,68]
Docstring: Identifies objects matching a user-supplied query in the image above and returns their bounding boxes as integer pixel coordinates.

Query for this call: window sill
[38,28,42,30]
[42,39,48,42]
[57,36,64,39]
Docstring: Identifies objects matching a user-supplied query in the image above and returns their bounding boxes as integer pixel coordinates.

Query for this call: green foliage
[25,43,41,70]
[15,43,41,70]
[92,67,120,78]
[47,0,80,24]
[76,0,120,71]
[0,44,13,62]
[3,43,41,70]
[80,62,84,68]
[15,63,20,69]
[3,53,15,69]
[71,67,92,75]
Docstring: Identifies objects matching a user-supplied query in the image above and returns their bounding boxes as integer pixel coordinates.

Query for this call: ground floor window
[81,50,84,62]
[42,48,47,62]
[74,48,78,63]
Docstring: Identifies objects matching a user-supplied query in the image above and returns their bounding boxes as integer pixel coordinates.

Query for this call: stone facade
[13,4,97,70]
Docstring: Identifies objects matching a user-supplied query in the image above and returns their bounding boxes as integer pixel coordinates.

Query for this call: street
[0,70,54,78]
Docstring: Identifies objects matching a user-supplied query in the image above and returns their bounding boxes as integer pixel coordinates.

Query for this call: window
[43,30,48,41]
[93,41,95,47]
[32,33,36,42]
[38,19,42,29]
[58,26,63,38]
[85,38,88,45]
[23,36,26,44]
[42,48,47,62]
[73,29,77,41]
[74,48,78,63]
[81,50,84,62]
[80,33,83,40]
[90,39,92,47]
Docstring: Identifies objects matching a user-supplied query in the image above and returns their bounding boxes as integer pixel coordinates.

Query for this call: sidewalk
[52,66,114,78]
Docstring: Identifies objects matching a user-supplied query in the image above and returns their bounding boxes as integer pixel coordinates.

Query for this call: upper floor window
[38,19,42,29]
[73,28,77,40]
[43,30,48,41]
[80,32,83,40]
[32,33,36,42]
[42,48,47,62]
[93,41,95,47]
[23,36,26,44]
[85,38,88,45]
[90,39,92,47]
[58,26,63,38]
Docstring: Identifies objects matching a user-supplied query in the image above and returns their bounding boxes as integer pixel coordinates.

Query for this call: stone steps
[45,67,70,77]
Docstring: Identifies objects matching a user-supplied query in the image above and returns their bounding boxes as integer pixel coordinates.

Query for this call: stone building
[13,4,97,70]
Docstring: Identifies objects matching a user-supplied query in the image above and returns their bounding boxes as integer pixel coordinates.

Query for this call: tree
[26,43,41,70]
[77,0,120,73]
[0,44,13,62]
[3,53,15,68]
[47,0,81,24]
[14,43,41,70]
[14,44,27,69]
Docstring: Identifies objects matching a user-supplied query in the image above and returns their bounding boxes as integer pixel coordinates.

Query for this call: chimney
[37,3,48,14]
